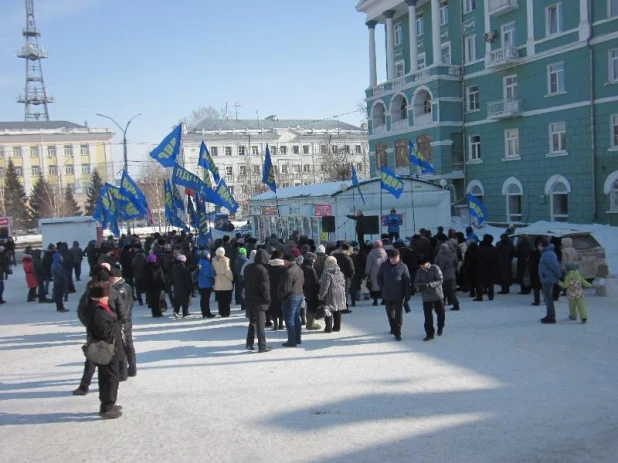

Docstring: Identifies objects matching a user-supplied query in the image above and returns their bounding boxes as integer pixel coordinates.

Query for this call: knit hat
[291,248,301,258]
[109,267,122,277]
[238,248,247,256]
[316,244,326,254]
[89,284,108,299]
[304,252,317,262]
[283,253,296,262]
[417,255,429,265]
[176,254,187,262]
[373,240,383,248]
[565,262,579,271]
[147,254,157,263]
[215,247,225,257]
[325,256,338,268]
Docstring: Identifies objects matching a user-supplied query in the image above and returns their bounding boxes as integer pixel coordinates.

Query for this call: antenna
[234,101,243,120]
[17,0,54,121]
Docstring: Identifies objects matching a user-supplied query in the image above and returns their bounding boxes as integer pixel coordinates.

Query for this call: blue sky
[0,0,386,176]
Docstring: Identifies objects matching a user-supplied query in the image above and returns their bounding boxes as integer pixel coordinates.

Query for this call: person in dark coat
[110,267,136,380]
[331,243,355,312]
[70,241,84,281]
[233,248,248,308]
[515,235,533,294]
[277,253,305,347]
[550,236,563,301]
[346,210,365,245]
[464,241,479,298]
[474,234,497,301]
[435,242,460,311]
[171,254,193,318]
[58,242,75,297]
[86,240,99,275]
[42,244,55,294]
[301,252,321,330]
[349,245,366,305]
[496,233,515,294]
[86,281,125,419]
[32,249,51,303]
[528,237,544,306]
[244,249,272,353]
[51,252,68,312]
[143,254,166,317]
[131,247,147,306]
[267,250,286,330]
[119,244,135,295]
[396,240,417,296]
[377,249,411,341]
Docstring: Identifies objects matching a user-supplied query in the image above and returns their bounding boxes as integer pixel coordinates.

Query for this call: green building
[356,0,618,225]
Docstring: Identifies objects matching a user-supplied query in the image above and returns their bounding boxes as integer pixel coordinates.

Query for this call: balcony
[367,65,463,98]
[485,46,521,69]
[372,124,387,136]
[487,98,522,119]
[413,113,433,126]
[391,119,409,132]
[489,0,519,16]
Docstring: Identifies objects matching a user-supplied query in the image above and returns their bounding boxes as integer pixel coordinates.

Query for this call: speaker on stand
[322,216,336,233]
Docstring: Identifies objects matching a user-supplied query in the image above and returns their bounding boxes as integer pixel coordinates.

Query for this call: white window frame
[550,181,569,221]
[238,146,246,156]
[211,146,218,156]
[610,0,618,17]
[225,166,233,176]
[280,146,287,155]
[417,52,426,70]
[15,167,22,177]
[549,122,567,154]
[49,166,57,176]
[611,114,618,149]
[395,60,405,78]
[464,0,476,14]
[464,35,476,63]
[224,146,232,156]
[546,3,563,36]
[251,146,259,156]
[65,165,74,176]
[82,164,91,174]
[47,146,56,158]
[30,146,38,158]
[416,15,424,36]
[440,1,449,26]
[293,145,300,155]
[502,22,516,48]
[80,145,89,155]
[303,145,310,155]
[547,62,565,95]
[504,75,518,100]
[610,179,618,212]
[355,144,362,154]
[469,135,481,161]
[441,41,451,65]
[506,183,523,222]
[64,145,72,157]
[610,48,618,83]
[31,166,40,177]
[505,128,520,159]
[303,164,311,173]
[394,23,403,46]
[239,165,247,176]
[12,147,21,158]
[467,85,480,112]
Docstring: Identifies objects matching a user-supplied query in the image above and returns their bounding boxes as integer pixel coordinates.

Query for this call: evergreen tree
[63,185,82,217]
[28,176,55,224]
[4,159,31,230]
[85,168,104,216]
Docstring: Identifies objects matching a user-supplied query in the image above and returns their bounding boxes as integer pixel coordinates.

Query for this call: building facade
[357,0,618,225]
[0,121,114,210]
[182,117,370,216]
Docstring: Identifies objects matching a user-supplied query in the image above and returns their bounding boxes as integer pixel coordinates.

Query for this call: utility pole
[95,113,141,172]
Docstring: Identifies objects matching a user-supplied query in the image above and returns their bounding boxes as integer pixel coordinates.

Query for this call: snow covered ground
[1,266,618,462]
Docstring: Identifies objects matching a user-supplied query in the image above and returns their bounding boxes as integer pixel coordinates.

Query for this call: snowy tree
[28,176,56,223]
[63,185,82,217]
[85,168,104,216]
[4,159,31,229]
[179,105,225,130]
[136,160,168,225]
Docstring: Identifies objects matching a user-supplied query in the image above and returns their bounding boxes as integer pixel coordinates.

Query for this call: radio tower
[17,0,54,121]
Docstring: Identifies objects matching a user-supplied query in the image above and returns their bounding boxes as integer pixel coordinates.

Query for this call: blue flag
[188,196,199,229]
[380,166,404,199]
[350,164,366,205]
[120,170,148,215]
[215,179,239,213]
[169,210,189,232]
[198,141,220,183]
[171,184,184,211]
[163,180,175,219]
[172,164,221,207]
[409,140,435,175]
[467,193,488,225]
[149,125,181,167]
[262,145,277,193]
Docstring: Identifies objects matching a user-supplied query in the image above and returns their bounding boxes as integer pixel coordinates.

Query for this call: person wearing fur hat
[365,240,387,306]
[213,247,234,317]
[267,250,286,329]
[331,242,355,313]
[110,267,136,380]
[314,244,328,279]
[474,234,498,302]
[414,255,446,341]
[377,249,411,341]
[143,254,166,318]
[301,252,321,330]
[318,256,347,333]
[557,262,591,323]
[172,254,193,318]
[244,249,273,353]
[277,253,305,346]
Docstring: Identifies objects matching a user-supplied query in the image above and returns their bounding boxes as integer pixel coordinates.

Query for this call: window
[280,146,287,155]
[64,145,72,157]
[394,23,403,46]
[272,165,279,174]
[332,145,339,154]
[467,85,480,111]
[293,145,299,155]
[416,15,424,36]
[505,129,520,158]
[271,146,277,155]
[611,0,618,17]
[303,145,310,155]
[82,164,91,174]
[49,166,57,176]
[12,147,21,158]
[239,165,247,176]
[238,146,246,156]
[502,22,515,48]
[395,139,409,168]
[464,35,476,63]
[504,75,518,100]
[303,164,311,173]
[224,146,232,156]
[610,179,618,212]
[0,148,3,158]
[252,165,260,174]
[417,53,426,70]
[356,163,363,173]
[80,145,89,155]
[293,164,301,173]
[546,3,562,36]
[551,181,569,221]
[344,145,351,154]
[225,166,233,176]
[281,165,289,174]
[611,114,618,148]
[241,185,248,194]
[548,62,565,95]
[441,42,451,65]
[355,144,362,154]
[15,167,22,177]
[31,166,40,176]
[463,0,475,14]
[228,186,234,195]
[376,142,388,168]
[469,135,481,160]
[65,165,74,176]
[30,146,39,157]
[440,1,449,26]
[251,145,259,156]
[416,134,433,164]
[211,146,218,156]
[549,122,567,154]
[506,183,523,222]
[395,61,405,78]
[610,49,618,83]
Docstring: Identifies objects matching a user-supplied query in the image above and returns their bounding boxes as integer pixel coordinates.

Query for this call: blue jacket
[383,213,402,233]
[197,257,214,289]
[539,244,562,284]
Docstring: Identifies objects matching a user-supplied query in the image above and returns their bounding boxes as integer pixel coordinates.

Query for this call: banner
[262,145,277,193]
[380,166,404,199]
[350,164,366,205]
[187,195,199,229]
[467,193,488,225]
[120,170,148,215]
[198,141,220,183]
[169,209,189,232]
[149,125,181,167]
[215,179,239,213]
[409,140,435,175]
[163,180,174,219]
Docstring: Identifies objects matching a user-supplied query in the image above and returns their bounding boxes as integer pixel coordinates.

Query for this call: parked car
[509,230,608,281]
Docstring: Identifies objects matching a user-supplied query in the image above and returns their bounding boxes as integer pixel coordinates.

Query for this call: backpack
[567,277,584,300]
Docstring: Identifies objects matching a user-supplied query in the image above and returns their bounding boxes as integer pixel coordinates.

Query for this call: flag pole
[379,173,383,239]
[410,175,417,234]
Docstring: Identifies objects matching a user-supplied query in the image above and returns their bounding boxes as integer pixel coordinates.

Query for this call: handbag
[82,339,115,365]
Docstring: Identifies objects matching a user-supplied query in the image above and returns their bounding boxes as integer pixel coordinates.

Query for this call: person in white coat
[212,247,233,317]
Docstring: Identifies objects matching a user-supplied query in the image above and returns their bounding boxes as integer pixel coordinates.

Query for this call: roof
[0,121,87,131]
[191,119,363,132]
[39,216,97,225]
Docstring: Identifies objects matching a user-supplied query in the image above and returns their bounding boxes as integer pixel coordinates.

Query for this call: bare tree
[136,160,168,226]
[316,143,353,183]
[179,105,225,130]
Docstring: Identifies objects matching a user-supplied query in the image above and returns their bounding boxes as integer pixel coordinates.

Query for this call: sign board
[261,206,278,216]
[0,217,11,240]
[0,217,10,227]
[314,204,332,217]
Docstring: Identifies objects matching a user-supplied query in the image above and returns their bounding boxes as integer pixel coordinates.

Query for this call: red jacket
[23,256,38,289]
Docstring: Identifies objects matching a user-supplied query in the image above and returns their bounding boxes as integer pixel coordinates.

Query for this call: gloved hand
[404,301,411,313]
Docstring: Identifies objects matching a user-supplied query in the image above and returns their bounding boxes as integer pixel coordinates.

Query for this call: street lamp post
[95,113,141,173]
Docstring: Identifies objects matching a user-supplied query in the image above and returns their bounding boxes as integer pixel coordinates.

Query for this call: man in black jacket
[346,210,365,246]
[332,243,355,313]
[277,253,305,347]
[110,267,136,380]
[377,249,411,341]
[244,249,272,353]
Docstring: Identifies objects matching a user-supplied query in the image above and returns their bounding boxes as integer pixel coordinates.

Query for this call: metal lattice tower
[17,0,54,121]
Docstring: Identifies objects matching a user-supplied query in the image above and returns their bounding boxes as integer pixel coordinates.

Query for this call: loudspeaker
[363,215,380,235]
[322,216,335,233]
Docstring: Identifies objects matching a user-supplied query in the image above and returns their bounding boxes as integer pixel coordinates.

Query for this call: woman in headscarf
[318,256,347,333]
[364,240,387,306]
[142,253,166,318]
[212,247,234,317]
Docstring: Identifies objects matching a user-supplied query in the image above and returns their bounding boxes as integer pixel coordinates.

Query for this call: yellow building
[0,121,114,210]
